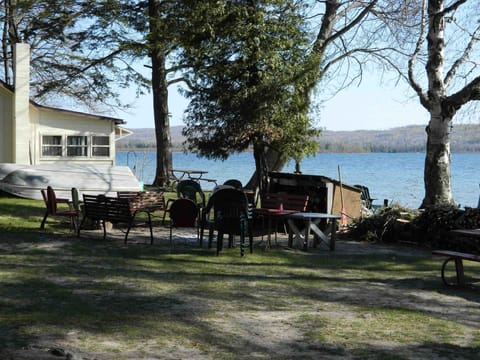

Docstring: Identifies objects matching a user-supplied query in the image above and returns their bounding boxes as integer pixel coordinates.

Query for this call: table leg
[455,258,465,285]
[287,218,302,248]
[288,221,293,247]
[303,218,311,251]
[309,219,337,251]
[329,219,337,251]
[266,215,272,249]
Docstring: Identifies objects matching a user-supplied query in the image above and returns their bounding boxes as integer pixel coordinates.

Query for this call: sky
[118,72,430,132]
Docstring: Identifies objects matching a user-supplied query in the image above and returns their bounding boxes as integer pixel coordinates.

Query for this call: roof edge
[0,79,125,125]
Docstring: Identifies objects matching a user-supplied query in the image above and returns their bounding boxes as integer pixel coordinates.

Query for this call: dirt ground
[2,225,479,360]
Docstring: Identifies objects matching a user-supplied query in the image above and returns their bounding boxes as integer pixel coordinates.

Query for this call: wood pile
[344,205,480,252]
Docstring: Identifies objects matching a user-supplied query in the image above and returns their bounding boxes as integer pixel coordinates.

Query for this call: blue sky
[119,72,430,131]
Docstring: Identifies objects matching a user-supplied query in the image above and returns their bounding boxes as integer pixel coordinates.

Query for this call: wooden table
[168,169,217,185]
[169,168,208,181]
[286,212,341,251]
[450,228,480,238]
[253,208,297,248]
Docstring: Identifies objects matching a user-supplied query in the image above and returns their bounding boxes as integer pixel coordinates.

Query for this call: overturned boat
[0,163,142,200]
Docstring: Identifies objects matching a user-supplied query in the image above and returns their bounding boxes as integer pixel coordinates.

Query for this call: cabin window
[67,136,88,156]
[41,134,111,158]
[92,136,110,157]
[42,136,62,156]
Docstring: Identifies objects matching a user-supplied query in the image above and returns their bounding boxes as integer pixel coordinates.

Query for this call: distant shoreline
[117,124,480,153]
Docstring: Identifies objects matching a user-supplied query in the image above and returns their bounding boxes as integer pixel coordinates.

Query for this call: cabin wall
[267,172,362,223]
[332,185,362,222]
[35,109,115,165]
[0,86,14,163]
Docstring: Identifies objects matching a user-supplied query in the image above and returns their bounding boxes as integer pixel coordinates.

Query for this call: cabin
[268,172,362,222]
[0,43,131,166]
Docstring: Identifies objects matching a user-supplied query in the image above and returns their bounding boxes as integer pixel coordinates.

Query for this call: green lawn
[0,193,479,359]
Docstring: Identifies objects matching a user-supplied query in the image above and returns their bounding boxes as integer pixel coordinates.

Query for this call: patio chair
[176,179,206,209]
[354,185,376,210]
[223,179,243,189]
[200,188,252,256]
[40,186,79,231]
[168,198,199,247]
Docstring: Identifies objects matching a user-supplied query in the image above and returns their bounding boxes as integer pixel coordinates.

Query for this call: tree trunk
[149,0,172,187]
[421,114,454,208]
[420,0,454,208]
[245,146,288,196]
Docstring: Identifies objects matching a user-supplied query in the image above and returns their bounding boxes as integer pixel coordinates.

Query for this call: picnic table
[286,212,341,251]
[432,228,480,286]
[168,169,217,185]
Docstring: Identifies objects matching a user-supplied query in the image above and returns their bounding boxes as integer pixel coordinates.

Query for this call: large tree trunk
[149,0,172,187]
[421,114,454,208]
[245,146,288,196]
[420,0,454,208]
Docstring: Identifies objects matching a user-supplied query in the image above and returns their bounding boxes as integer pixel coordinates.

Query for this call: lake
[116,151,480,209]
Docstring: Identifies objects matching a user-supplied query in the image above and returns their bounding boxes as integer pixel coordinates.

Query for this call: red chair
[40,186,79,231]
[168,198,199,246]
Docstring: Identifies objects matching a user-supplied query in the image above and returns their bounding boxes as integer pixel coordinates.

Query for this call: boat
[0,163,142,200]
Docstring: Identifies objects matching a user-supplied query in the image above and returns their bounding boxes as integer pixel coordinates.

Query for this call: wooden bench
[432,250,480,286]
[78,194,153,244]
[119,191,171,225]
[432,228,480,286]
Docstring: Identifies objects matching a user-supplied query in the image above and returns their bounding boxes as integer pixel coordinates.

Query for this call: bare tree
[394,0,480,207]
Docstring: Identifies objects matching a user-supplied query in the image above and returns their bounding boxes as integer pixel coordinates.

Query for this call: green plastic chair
[176,180,206,208]
[223,179,243,189]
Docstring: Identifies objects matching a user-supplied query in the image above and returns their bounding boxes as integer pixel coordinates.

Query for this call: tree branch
[77,49,122,75]
[408,0,428,109]
[444,24,480,87]
[440,0,468,17]
[167,76,185,87]
[447,75,480,108]
[314,0,378,53]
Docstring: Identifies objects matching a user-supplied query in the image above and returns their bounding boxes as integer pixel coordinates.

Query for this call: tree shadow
[0,230,479,359]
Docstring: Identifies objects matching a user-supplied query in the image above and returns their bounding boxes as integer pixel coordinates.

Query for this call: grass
[0,193,479,359]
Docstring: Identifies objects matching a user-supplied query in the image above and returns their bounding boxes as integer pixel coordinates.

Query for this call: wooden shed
[268,172,362,223]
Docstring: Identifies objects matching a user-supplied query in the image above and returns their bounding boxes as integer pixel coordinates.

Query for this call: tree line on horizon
[117,124,480,153]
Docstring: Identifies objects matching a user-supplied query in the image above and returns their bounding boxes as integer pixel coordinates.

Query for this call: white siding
[36,109,115,165]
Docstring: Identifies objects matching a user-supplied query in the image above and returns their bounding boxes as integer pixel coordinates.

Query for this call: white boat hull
[0,164,142,200]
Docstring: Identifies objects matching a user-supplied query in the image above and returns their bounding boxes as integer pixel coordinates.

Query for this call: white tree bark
[421,0,455,207]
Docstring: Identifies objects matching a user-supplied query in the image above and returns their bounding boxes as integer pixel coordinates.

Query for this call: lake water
[116,151,480,209]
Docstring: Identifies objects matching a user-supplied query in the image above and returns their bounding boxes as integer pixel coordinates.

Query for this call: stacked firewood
[345,205,480,249]
[345,206,419,243]
[455,207,480,229]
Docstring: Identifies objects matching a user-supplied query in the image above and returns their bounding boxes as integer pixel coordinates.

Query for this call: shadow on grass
[1,228,479,358]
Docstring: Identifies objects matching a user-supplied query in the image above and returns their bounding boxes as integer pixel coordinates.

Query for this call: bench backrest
[82,194,132,223]
[117,191,141,200]
[129,191,166,211]
[261,193,309,211]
